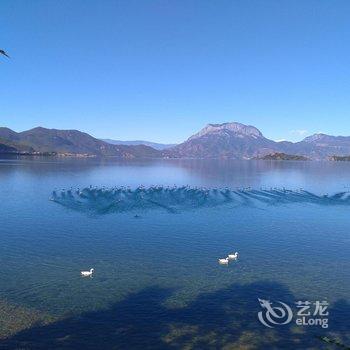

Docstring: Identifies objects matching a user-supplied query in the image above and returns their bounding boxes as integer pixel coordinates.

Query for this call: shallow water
[0,157,349,349]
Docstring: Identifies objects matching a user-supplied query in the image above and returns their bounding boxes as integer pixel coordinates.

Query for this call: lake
[0,157,349,349]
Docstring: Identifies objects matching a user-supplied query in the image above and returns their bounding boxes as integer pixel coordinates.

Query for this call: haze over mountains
[1,123,350,160]
[101,139,176,150]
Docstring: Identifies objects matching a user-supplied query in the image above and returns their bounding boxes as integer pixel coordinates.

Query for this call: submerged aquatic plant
[50,186,350,215]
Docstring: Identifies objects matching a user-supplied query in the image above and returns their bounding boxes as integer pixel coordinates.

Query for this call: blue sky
[1,0,350,143]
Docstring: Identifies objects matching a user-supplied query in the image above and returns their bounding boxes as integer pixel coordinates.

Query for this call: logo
[258,299,329,329]
[258,298,293,328]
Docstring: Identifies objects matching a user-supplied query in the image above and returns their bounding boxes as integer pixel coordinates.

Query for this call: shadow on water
[1,280,349,349]
[51,186,350,216]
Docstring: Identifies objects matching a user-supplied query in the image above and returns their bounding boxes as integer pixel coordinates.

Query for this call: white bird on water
[218,258,229,265]
[228,252,239,260]
[81,268,94,277]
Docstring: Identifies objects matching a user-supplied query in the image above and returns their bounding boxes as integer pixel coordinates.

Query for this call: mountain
[0,134,35,154]
[278,133,350,160]
[2,123,350,160]
[165,122,281,159]
[188,122,263,140]
[165,122,350,160]
[301,133,350,157]
[303,133,350,145]
[101,139,176,150]
[0,127,160,158]
[0,141,19,154]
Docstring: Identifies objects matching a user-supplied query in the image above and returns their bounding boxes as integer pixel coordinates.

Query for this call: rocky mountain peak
[302,133,328,143]
[188,122,263,141]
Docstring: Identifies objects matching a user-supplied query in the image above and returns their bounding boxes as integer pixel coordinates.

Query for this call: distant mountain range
[164,122,350,160]
[101,139,176,150]
[0,127,160,158]
[1,123,350,160]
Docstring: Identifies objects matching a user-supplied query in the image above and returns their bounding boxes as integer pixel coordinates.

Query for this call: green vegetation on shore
[258,153,308,161]
[329,155,350,161]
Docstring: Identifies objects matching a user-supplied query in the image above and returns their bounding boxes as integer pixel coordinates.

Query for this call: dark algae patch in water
[1,281,349,349]
[51,186,350,216]
[0,299,54,340]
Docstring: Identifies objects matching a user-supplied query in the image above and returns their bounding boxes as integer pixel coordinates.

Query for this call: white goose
[228,252,239,260]
[218,258,229,265]
[81,268,94,277]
